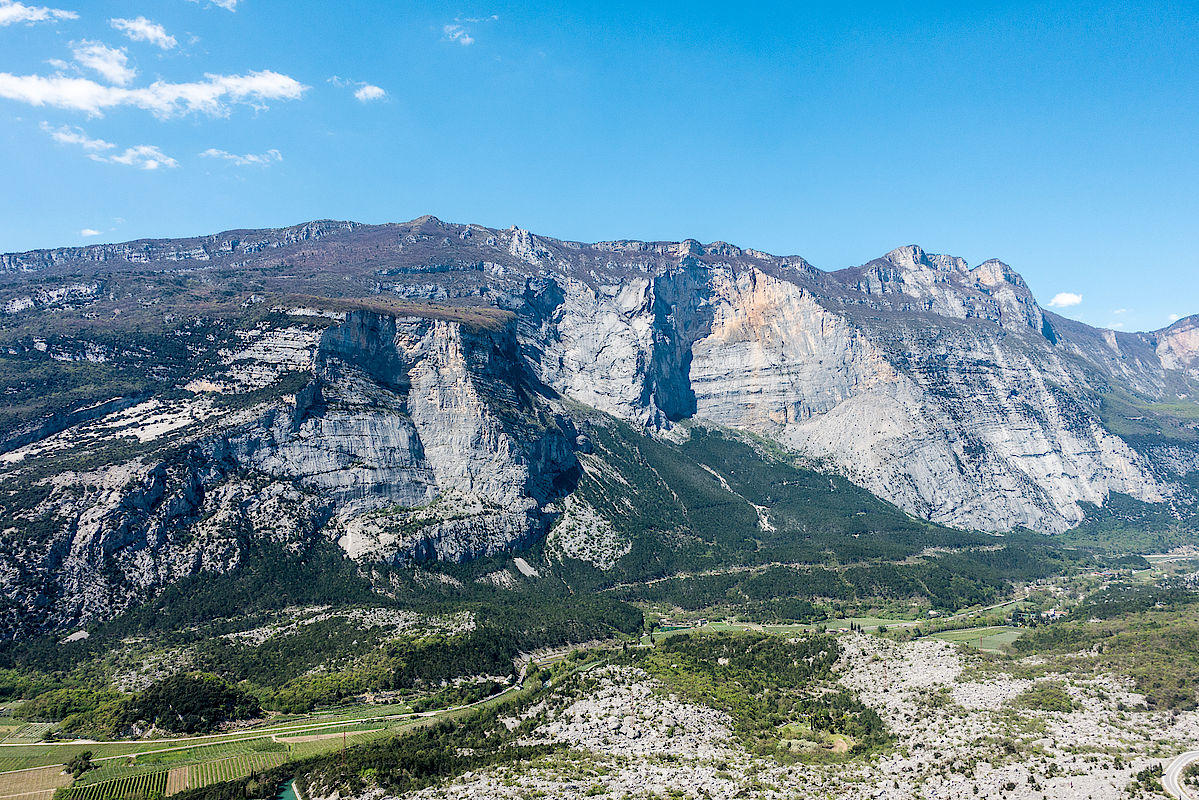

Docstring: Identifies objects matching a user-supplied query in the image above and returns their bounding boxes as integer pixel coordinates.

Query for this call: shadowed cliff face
[0,217,1197,636]
[239,310,581,564]
[517,262,715,428]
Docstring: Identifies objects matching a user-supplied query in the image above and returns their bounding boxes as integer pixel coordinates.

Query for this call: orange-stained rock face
[1157,315,1199,374]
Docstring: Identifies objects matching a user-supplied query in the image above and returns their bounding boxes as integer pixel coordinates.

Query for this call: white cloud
[0,70,307,117]
[354,84,386,102]
[104,144,177,169]
[1113,308,1128,315]
[442,24,475,46]
[1048,292,1083,308]
[80,228,100,236]
[110,17,176,50]
[40,121,114,152]
[329,76,387,103]
[72,41,136,86]
[200,147,281,166]
[42,121,177,169]
[1168,313,1182,323]
[0,0,77,26]
[187,0,238,10]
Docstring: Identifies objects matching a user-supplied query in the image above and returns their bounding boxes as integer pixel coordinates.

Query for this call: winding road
[1164,751,1199,800]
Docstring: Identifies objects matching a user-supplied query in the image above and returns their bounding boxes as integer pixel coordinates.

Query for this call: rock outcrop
[1155,315,1199,376]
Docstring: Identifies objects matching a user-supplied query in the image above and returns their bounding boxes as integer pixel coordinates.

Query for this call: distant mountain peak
[879,244,968,273]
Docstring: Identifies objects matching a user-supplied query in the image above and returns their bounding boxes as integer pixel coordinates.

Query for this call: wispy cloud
[0,0,77,26]
[42,122,177,169]
[442,24,474,46]
[442,14,497,46]
[329,76,387,103]
[1168,313,1182,323]
[103,144,177,169]
[200,147,281,166]
[442,15,497,46]
[72,41,136,86]
[187,0,238,10]
[110,17,176,50]
[41,120,112,151]
[80,228,100,236]
[1048,292,1082,308]
[1,70,307,117]
[1113,308,1128,315]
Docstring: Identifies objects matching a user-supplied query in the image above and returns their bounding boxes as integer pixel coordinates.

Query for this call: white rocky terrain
[368,635,1199,800]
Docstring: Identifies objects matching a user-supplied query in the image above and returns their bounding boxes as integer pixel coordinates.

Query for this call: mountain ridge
[2,217,1187,336]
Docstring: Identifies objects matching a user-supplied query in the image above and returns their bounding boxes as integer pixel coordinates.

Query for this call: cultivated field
[0,680,523,800]
[929,625,1025,652]
[0,765,74,800]
[188,753,287,789]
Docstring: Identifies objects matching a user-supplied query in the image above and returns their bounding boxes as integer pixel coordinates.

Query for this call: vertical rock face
[689,267,890,431]
[636,266,1153,531]
[526,259,1169,532]
[504,244,1172,532]
[236,310,578,564]
[1156,315,1199,376]
[519,275,662,426]
[506,229,1191,533]
[518,261,713,428]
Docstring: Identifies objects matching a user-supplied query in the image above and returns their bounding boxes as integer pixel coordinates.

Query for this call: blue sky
[0,0,1195,332]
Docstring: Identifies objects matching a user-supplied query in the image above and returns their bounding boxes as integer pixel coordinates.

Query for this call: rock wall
[233,311,579,563]
[1156,315,1199,376]
[527,261,1166,532]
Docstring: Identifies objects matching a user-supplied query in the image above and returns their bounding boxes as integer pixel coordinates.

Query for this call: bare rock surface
[352,635,1199,800]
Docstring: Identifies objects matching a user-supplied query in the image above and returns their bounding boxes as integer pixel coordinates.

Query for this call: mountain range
[0,216,1196,639]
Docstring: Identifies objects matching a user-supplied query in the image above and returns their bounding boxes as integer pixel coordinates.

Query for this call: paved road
[1164,751,1199,799]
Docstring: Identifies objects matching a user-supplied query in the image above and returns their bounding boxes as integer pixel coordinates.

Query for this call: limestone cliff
[515,247,1181,532]
[1155,315,1199,377]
